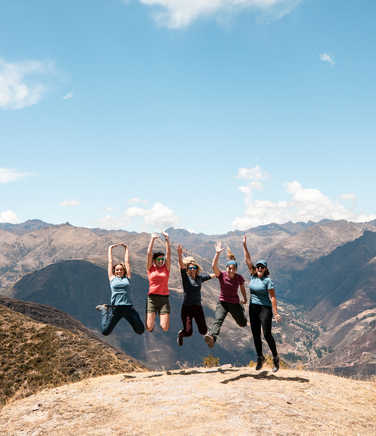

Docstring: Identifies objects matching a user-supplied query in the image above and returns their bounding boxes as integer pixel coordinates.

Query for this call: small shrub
[249,355,289,369]
[203,355,220,368]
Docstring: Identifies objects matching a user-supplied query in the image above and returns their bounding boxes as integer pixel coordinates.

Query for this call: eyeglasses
[256,265,265,270]
[156,257,165,262]
[188,266,198,270]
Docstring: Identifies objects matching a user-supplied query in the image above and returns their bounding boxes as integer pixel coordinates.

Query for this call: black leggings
[249,303,278,358]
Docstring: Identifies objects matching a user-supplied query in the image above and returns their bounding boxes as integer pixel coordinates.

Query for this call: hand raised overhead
[215,241,225,254]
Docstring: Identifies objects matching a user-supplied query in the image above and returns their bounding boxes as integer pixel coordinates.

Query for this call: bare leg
[146,312,156,332]
[160,313,170,332]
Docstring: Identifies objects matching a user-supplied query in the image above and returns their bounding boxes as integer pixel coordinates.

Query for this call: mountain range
[1,218,375,377]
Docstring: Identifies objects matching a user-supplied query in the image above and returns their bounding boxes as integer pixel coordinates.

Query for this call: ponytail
[226,247,237,269]
[227,247,236,261]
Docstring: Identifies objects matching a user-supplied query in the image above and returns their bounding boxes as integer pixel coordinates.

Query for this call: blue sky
[1,0,375,234]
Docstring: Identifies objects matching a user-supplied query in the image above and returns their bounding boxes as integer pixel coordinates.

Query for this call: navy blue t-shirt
[181,269,211,305]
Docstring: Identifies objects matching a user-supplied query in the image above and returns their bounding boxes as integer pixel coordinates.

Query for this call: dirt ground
[1,366,375,435]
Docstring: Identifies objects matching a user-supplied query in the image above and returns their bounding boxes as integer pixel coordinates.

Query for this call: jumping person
[96,243,145,336]
[146,232,171,332]
[177,244,215,346]
[243,235,281,372]
[204,241,247,348]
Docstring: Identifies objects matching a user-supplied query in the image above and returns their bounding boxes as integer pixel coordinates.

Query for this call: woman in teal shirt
[243,236,281,372]
[96,243,144,336]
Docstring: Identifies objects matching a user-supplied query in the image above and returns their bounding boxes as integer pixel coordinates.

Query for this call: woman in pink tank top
[146,231,171,332]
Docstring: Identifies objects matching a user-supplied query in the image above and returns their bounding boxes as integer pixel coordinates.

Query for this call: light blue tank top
[110,276,132,306]
[249,276,274,307]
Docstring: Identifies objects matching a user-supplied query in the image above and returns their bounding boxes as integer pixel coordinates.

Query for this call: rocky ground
[1,365,375,435]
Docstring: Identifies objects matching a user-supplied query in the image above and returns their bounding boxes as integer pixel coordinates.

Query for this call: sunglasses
[188,266,198,270]
[256,265,266,269]
[156,257,165,262]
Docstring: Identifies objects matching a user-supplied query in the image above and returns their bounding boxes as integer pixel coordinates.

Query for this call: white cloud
[320,53,335,66]
[0,168,30,183]
[233,175,376,230]
[0,58,54,110]
[125,202,178,229]
[236,166,267,205]
[236,165,267,181]
[340,193,356,201]
[128,197,148,204]
[60,200,80,207]
[0,210,19,223]
[97,214,131,230]
[98,201,178,231]
[63,91,73,100]
[136,0,301,28]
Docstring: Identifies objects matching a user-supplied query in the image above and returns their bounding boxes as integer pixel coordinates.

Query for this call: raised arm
[212,241,224,277]
[162,231,171,272]
[107,244,117,280]
[242,235,254,273]
[122,243,131,279]
[147,234,158,271]
[177,244,185,270]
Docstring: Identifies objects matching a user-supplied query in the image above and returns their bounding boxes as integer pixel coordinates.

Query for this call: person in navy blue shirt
[243,235,281,372]
[177,244,215,346]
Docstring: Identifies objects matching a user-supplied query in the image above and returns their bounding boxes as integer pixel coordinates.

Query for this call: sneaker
[256,355,265,370]
[204,334,215,348]
[272,356,280,373]
[95,304,108,311]
[177,330,184,346]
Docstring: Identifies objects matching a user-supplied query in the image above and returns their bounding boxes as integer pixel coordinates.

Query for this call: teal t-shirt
[110,276,132,306]
[249,276,274,307]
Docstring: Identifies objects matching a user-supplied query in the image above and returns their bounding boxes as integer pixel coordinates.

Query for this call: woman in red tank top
[146,231,171,332]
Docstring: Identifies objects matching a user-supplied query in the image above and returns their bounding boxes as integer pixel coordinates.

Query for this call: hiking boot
[96,304,108,311]
[256,355,265,370]
[272,356,280,373]
[204,334,215,348]
[177,330,184,346]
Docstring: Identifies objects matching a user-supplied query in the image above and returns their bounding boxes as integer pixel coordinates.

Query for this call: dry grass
[248,354,289,369]
[203,355,220,368]
[0,305,144,406]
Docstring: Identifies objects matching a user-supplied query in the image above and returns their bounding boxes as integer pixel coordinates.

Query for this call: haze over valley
[1,218,375,379]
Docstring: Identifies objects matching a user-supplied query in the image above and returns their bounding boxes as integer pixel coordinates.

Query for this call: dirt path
[1,367,375,435]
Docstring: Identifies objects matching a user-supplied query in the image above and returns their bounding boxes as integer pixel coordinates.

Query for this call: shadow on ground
[221,371,310,384]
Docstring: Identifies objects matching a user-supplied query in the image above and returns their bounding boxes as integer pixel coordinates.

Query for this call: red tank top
[147,264,170,295]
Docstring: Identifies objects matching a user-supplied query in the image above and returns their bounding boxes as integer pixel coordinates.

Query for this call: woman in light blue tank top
[243,235,281,372]
[96,243,144,336]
